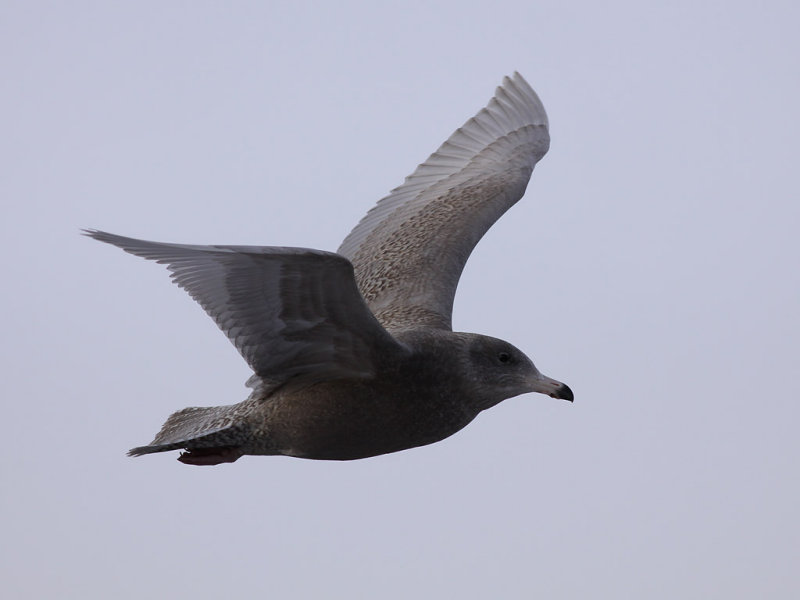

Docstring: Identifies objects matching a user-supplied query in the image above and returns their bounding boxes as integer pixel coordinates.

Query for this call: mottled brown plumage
[86,73,573,465]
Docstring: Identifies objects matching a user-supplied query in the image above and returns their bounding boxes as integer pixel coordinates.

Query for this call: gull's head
[463,334,573,410]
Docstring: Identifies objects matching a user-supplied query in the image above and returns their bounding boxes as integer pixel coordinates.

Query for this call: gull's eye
[498,351,511,364]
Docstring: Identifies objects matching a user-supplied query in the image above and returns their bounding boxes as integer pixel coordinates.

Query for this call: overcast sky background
[3,1,798,598]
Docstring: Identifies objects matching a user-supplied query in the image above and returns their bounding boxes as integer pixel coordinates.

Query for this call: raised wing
[85,230,406,386]
[337,72,550,331]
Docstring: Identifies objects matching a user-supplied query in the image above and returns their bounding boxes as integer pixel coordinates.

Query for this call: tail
[128,404,251,457]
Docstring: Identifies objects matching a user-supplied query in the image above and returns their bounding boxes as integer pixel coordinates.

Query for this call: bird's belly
[257,384,477,460]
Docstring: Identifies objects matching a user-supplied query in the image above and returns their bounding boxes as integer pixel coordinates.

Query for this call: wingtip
[82,228,110,242]
[499,71,548,130]
[81,228,139,249]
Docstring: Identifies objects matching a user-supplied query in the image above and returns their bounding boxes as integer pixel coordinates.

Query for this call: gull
[86,72,573,465]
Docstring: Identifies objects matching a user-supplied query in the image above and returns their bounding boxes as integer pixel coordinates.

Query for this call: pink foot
[178,447,243,466]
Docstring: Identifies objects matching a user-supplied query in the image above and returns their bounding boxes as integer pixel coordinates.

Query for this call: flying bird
[86,72,572,465]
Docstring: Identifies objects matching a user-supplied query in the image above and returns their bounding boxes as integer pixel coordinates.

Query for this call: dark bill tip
[553,383,574,402]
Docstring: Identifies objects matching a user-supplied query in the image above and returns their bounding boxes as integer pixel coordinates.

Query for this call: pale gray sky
[3,1,799,598]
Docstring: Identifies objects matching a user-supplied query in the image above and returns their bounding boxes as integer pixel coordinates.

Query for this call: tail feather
[128,404,250,457]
